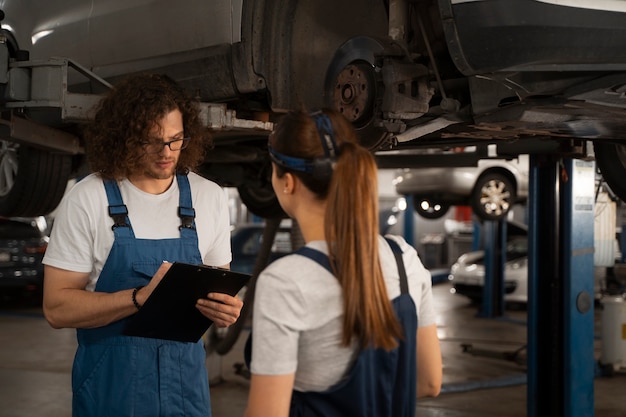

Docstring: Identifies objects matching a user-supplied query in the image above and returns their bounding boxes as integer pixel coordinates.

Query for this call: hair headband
[310,110,338,158]
[268,110,339,180]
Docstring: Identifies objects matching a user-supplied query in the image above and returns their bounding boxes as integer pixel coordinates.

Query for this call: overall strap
[103,179,135,239]
[295,237,409,295]
[289,237,417,417]
[295,246,333,273]
[384,237,409,295]
[176,173,197,238]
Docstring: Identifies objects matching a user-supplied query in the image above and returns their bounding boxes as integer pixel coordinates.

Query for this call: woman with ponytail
[244,109,442,417]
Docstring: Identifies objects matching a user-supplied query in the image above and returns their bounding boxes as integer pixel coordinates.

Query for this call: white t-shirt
[250,234,436,392]
[43,172,232,291]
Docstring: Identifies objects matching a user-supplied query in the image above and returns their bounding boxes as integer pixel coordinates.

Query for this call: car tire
[470,172,515,221]
[0,141,72,217]
[237,183,286,219]
[413,197,450,219]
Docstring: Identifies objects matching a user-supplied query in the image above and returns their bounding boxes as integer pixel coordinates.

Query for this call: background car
[0,217,48,304]
[230,222,294,275]
[394,153,529,221]
[449,233,529,305]
[448,219,612,305]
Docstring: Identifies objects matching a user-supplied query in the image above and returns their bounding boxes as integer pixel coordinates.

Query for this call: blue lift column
[479,219,507,318]
[403,194,416,247]
[527,155,596,417]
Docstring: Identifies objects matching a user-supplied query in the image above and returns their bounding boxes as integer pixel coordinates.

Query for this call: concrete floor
[1,281,625,417]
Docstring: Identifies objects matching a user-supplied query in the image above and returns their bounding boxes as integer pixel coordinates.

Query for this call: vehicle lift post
[403,194,416,247]
[527,155,595,417]
[479,219,507,318]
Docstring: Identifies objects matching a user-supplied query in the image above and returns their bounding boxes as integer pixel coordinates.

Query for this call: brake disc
[324,36,396,150]
[332,62,375,126]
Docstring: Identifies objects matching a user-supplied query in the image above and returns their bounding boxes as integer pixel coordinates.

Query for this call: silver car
[0,1,625,221]
[394,154,529,221]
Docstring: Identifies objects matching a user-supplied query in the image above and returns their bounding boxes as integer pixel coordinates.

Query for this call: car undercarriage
[0,0,623,218]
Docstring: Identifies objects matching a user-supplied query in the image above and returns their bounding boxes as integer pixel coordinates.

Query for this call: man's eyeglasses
[141,137,190,154]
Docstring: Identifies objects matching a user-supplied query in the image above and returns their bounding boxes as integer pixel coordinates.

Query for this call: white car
[449,235,529,304]
[449,224,611,305]
[394,154,529,221]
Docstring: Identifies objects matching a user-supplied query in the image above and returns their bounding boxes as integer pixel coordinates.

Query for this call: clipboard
[123,262,251,342]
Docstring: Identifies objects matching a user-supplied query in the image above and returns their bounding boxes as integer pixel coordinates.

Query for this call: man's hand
[133,262,174,306]
[196,293,243,327]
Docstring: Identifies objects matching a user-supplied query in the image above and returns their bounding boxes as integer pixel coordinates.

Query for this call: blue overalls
[72,174,212,417]
[246,237,418,417]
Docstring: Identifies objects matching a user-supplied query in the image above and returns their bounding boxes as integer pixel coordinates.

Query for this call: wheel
[235,160,287,219]
[594,141,626,204]
[324,36,392,151]
[470,172,515,221]
[413,197,450,219]
[329,61,378,130]
[237,183,286,219]
[0,141,73,217]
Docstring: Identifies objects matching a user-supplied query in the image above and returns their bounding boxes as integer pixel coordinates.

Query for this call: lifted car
[0,0,624,218]
[394,153,529,221]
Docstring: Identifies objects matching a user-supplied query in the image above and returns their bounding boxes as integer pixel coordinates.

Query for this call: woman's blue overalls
[72,174,212,417]
[246,237,418,417]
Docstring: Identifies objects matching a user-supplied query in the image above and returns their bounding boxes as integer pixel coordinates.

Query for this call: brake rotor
[331,62,376,128]
[324,36,396,150]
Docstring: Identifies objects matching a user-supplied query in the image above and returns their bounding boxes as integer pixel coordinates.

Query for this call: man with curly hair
[42,73,243,417]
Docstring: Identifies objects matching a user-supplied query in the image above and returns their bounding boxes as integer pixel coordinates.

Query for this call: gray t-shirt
[250,234,436,392]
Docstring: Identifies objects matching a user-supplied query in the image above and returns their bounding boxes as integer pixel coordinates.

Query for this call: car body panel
[446,0,626,74]
[2,0,242,77]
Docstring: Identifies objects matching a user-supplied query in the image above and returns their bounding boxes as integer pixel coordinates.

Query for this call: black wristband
[132,286,144,310]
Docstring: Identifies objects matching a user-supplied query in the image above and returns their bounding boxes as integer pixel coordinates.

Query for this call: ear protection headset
[268,110,339,180]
